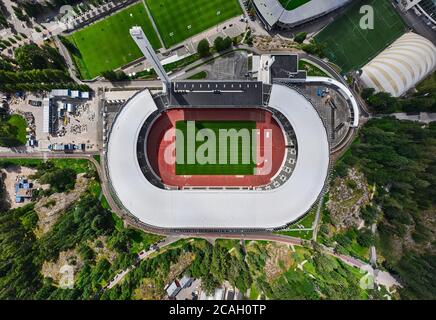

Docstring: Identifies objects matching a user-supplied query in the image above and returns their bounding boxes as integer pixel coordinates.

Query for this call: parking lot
[8,93,101,152]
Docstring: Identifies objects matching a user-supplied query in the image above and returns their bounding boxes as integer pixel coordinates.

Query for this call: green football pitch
[144,0,242,48]
[66,3,161,79]
[175,121,257,175]
[315,0,405,73]
[278,0,311,10]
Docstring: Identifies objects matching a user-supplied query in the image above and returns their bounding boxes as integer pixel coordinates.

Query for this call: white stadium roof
[253,0,351,28]
[107,84,330,229]
[360,32,436,97]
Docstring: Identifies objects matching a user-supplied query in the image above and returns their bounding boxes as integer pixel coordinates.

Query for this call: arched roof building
[360,32,436,97]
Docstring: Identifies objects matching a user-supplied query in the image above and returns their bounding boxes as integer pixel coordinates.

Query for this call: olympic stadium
[104,27,360,231]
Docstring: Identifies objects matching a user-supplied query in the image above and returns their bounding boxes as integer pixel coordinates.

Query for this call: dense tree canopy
[0,120,21,147]
[15,44,66,71]
[214,36,232,52]
[336,118,436,299]
[197,39,211,58]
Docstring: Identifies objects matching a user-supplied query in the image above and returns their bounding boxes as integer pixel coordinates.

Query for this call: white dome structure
[360,32,436,97]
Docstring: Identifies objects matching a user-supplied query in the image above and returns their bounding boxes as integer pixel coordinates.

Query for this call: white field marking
[297,260,308,271]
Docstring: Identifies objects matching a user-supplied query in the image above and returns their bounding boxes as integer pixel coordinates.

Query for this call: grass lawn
[275,230,313,240]
[88,180,111,210]
[0,158,92,174]
[315,0,405,73]
[299,60,330,77]
[278,0,311,10]
[175,120,256,175]
[7,114,27,145]
[66,3,161,79]
[128,228,163,254]
[93,155,101,164]
[188,70,208,79]
[145,0,242,48]
[249,283,260,300]
[0,158,42,168]
[417,72,436,92]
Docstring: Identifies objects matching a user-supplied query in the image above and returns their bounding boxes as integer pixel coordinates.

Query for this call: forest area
[0,158,388,300]
[334,117,436,299]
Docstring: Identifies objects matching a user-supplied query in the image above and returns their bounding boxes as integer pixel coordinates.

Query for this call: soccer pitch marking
[144,0,243,48]
[174,120,261,176]
[66,2,161,79]
[315,0,405,72]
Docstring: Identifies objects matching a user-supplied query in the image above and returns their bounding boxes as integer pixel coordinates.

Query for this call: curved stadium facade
[252,0,352,30]
[106,83,330,230]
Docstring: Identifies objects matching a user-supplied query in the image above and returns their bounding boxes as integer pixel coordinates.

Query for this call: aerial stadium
[105,27,360,231]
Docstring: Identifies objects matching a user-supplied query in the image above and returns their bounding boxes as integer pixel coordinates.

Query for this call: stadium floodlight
[130,26,171,93]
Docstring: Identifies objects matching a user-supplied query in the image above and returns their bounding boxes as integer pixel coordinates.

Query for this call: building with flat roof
[166,281,181,298]
[15,178,33,203]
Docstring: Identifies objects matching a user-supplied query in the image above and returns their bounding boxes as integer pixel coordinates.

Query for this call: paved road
[372,112,436,124]
[106,236,181,290]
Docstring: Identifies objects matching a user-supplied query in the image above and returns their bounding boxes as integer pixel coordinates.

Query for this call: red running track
[146,108,286,187]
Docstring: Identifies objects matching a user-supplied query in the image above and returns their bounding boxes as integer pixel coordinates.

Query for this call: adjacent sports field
[144,0,242,48]
[315,0,405,72]
[66,3,161,79]
[278,0,311,10]
[175,120,257,175]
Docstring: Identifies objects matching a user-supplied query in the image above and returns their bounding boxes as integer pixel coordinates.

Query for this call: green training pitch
[175,121,257,175]
[315,0,405,73]
[145,0,242,48]
[278,0,311,10]
[66,3,161,79]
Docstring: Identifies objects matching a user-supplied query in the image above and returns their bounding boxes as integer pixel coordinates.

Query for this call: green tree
[214,36,232,52]
[102,70,129,82]
[197,39,211,58]
[301,40,326,58]
[366,92,399,113]
[14,44,65,71]
[294,32,307,44]
[39,168,77,192]
[0,120,21,147]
